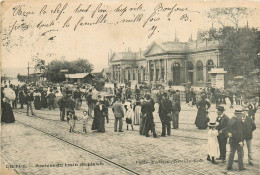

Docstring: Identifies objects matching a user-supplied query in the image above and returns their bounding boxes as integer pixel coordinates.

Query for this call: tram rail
[13,112,207,175]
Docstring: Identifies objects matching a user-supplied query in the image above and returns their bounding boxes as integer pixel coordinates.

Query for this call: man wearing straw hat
[242,107,256,166]
[216,106,229,162]
[227,109,246,171]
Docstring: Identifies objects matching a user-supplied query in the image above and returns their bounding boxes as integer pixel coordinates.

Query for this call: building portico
[109,39,220,87]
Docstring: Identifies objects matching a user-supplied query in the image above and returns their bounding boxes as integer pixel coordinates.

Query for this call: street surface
[1,102,259,175]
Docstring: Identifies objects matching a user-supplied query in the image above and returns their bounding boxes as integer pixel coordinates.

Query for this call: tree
[34,59,46,72]
[200,26,260,83]
[201,7,260,83]
[47,58,94,83]
[71,58,93,73]
[207,8,254,30]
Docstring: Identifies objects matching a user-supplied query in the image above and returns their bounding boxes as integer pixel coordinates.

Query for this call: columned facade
[109,39,220,87]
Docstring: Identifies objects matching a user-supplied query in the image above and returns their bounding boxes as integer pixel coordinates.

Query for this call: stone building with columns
[109,39,220,87]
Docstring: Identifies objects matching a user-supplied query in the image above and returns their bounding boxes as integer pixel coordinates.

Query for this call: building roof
[110,39,220,62]
[65,73,93,79]
[101,68,110,73]
[110,51,137,62]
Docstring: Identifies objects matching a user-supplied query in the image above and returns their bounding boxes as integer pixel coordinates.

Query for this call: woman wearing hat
[1,97,15,123]
[91,98,108,132]
[195,94,211,129]
[34,89,42,110]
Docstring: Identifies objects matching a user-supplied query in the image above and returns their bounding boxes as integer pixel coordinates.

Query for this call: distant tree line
[199,7,260,83]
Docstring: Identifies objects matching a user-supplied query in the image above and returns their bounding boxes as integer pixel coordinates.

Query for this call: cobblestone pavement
[1,123,131,175]
[1,102,259,175]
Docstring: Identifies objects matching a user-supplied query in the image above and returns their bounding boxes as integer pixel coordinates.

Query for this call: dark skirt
[34,96,42,110]
[195,109,209,129]
[91,116,105,132]
[1,102,15,123]
[41,96,48,108]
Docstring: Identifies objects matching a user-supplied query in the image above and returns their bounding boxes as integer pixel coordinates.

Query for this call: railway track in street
[15,119,140,175]
[14,110,260,151]
[13,113,207,175]
[14,110,208,141]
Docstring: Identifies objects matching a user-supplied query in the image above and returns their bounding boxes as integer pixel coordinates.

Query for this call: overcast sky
[1,0,260,75]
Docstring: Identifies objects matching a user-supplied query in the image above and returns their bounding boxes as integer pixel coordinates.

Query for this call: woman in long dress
[134,101,141,125]
[1,85,16,124]
[41,89,48,108]
[2,87,16,123]
[92,99,108,132]
[195,94,211,129]
[34,90,42,110]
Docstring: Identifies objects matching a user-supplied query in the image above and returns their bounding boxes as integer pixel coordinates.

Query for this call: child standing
[68,110,77,132]
[81,111,93,133]
[207,119,220,164]
[124,102,134,131]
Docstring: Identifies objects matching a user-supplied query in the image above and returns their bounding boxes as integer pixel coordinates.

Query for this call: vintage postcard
[1,0,260,174]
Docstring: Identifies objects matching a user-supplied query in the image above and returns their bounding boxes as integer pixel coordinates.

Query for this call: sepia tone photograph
[1,0,260,174]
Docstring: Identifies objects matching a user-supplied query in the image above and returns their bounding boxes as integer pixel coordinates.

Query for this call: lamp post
[27,62,34,83]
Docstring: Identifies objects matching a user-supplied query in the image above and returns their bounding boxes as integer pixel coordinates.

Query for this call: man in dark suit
[159,93,173,136]
[216,106,230,162]
[248,102,257,121]
[242,107,256,165]
[142,94,157,138]
[47,89,56,110]
[227,109,246,171]
[26,90,35,116]
[172,94,181,129]
[58,92,67,121]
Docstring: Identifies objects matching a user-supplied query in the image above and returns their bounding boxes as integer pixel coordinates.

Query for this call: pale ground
[1,101,259,175]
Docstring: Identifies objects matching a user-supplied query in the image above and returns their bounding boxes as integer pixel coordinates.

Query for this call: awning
[65,73,93,79]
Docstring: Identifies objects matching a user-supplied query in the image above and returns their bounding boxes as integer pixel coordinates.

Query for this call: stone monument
[209,68,227,89]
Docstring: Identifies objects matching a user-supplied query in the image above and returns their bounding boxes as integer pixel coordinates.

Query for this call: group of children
[67,110,93,133]
[68,99,137,133]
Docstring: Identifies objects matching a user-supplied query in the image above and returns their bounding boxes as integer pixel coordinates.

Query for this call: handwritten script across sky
[3,1,200,47]
[3,1,258,71]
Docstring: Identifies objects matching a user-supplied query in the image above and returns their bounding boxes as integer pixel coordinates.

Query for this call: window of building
[161,68,165,81]
[196,61,203,81]
[128,71,130,80]
[172,63,181,85]
[207,60,214,82]
[150,69,154,81]
[156,69,159,81]
[133,71,135,80]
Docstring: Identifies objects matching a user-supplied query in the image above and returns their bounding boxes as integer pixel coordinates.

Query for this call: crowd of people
[1,81,258,172]
[206,105,256,171]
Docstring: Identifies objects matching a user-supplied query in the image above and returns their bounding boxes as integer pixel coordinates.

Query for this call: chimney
[139,48,142,59]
